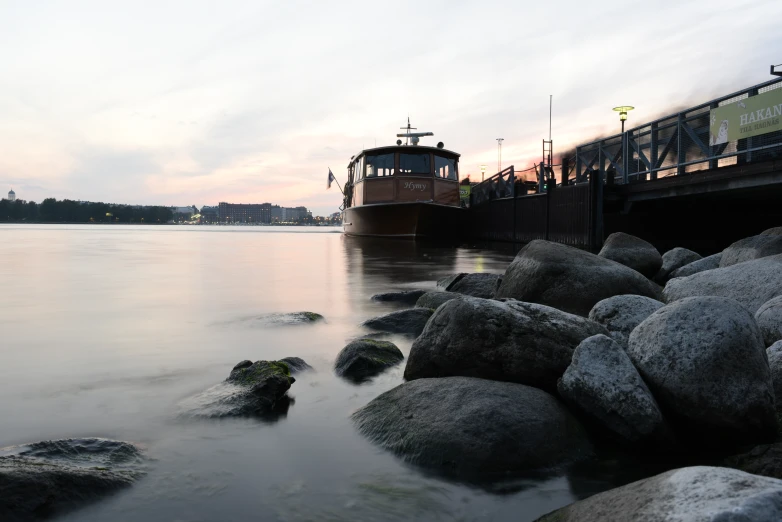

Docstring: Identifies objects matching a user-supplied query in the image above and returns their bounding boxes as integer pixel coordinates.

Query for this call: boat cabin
[344,144,461,209]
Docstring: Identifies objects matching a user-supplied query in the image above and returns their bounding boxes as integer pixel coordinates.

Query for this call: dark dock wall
[467,175,602,251]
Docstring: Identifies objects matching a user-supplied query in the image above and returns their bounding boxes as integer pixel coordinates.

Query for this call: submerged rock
[669,252,722,279]
[558,335,672,447]
[404,296,607,392]
[334,339,404,382]
[370,290,427,306]
[361,308,434,336]
[721,234,782,267]
[0,438,143,521]
[535,466,782,522]
[278,356,313,374]
[180,360,295,418]
[414,291,461,310]
[587,294,664,347]
[627,296,777,449]
[352,377,592,475]
[494,240,661,316]
[653,247,702,284]
[663,253,782,314]
[598,232,662,278]
[756,296,782,347]
[229,311,324,327]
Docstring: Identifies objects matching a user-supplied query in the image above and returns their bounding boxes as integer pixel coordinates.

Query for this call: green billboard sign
[459,184,471,202]
[710,87,782,145]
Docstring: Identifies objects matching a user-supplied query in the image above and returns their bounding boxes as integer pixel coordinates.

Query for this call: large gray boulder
[352,377,593,475]
[587,294,664,346]
[663,253,782,314]
[494,240,661,317]
[438,272,502,298]
[557,334,672,447]
[370,290,427,305]
[414,291,461,310]
[653,247,702,284]
[598,232,662,278]
[721,234,782,267]
[535,466,782,522]
[334,339,403,382]
[669,252,722,279]
[0,438,144,521]
[761,226,782,236]
[404,296,608,392]
[627,296,777,448]
[768,341,782,415]
[360,308,434,336]
[757,296,782,347]
[179,360,295,418]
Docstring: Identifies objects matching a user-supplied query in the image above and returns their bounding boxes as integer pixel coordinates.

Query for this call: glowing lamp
[612,106,634,131]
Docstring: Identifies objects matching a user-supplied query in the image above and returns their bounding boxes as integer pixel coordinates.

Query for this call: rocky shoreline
[5,228,782,520]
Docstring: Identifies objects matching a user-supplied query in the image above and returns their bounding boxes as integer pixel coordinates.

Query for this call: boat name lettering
[403,182,428,192]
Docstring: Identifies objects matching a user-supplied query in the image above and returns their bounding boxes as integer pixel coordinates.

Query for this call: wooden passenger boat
[342,124,465,239]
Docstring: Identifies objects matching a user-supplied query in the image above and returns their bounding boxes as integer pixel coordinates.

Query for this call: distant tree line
[0,198,173,223]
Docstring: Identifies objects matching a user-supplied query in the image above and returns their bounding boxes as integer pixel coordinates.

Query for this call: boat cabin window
[365,153,395,177]
[398,153,431,176]
[354,157,364,180]
[435,156,458,180]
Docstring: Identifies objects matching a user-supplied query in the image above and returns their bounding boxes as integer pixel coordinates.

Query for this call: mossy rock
[335,339,404,382]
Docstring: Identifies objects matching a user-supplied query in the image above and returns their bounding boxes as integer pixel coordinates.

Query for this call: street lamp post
[480,165,487,182]
[496,138,504,173]
[612,106,634,133]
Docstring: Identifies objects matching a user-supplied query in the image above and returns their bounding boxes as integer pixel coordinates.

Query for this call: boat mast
[400,117,417,145]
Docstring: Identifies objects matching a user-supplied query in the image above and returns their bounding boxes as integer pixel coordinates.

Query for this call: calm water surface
[0,225,633,521]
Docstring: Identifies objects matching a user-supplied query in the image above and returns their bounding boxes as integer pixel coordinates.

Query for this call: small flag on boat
[327,169,336,189]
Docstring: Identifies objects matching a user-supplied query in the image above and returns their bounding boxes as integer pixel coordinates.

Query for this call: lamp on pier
[480,165,487,182]
[612,106,634,133]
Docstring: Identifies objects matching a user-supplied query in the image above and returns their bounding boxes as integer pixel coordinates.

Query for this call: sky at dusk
[1,0,781,216]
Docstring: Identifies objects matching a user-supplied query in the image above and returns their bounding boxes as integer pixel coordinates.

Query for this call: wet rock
[598,232,662,278]
[370,290,427,306]
[720,234,782,267]
[494,240,661,316]
[768,341,782,415]
[0,438,143,521]
[236,311,324,327]
[334,339,404,382]
[446,273,502,298]
[414,291,461,310]
[361,308,434,336]
[627,296,777,449]
[558,334,672,447]
[663,253,782,314]
[404,296,607,392]
[436,273,464,290]
[669,252,722,279]
[279,357,312,374]
[761,226,782,236]
[756,296,782,347]
[535,466,782,522]
[587,294,664,347]
[724,442,782,480]
[653,247,701,284]
[352,377,593,475]
[180,360,295,418]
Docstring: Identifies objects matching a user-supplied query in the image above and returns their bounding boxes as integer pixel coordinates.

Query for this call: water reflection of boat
[342,121,465,239]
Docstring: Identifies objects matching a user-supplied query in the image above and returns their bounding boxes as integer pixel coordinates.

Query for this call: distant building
[271,204,282,223]
[280,206,311,223]
[218,202,272,223]
[200,205,219,224]
[7,189,15,202]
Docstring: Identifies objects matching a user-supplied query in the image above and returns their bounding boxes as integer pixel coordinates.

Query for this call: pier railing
[470,166,516,205]
[574,78,782,183]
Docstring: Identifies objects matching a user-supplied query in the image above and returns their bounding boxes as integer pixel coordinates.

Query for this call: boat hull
[343,202,465,239]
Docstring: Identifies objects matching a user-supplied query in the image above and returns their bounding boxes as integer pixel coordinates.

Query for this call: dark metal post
[650,122,658,180]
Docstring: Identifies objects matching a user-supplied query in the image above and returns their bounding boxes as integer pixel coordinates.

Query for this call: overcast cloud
[1,0,780,215]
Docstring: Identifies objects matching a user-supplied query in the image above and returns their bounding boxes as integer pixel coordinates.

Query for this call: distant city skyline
[1,0,781,215]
